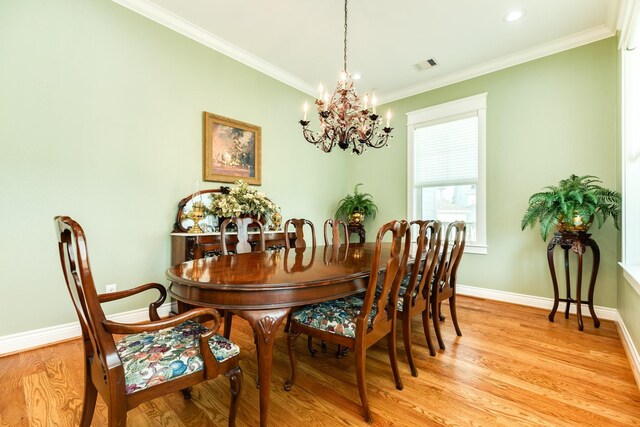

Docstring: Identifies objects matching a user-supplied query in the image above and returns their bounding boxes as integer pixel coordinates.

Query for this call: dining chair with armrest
[55,216,242,427]
[395,220,442,375]
[285,220,411,423]
[431,220,466,350]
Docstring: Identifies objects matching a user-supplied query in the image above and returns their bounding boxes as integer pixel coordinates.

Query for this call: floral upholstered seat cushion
[291,295,377,339]
[115,320,240,395]
[375,275,422,312]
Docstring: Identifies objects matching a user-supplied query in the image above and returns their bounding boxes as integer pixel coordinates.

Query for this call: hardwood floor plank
[1,296,639,426]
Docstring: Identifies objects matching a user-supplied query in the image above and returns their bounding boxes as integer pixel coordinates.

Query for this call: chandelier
[299,0,393,155]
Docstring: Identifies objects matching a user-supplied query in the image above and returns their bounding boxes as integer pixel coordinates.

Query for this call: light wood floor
[1,296,639,426]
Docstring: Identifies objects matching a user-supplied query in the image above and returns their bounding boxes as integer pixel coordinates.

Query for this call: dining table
[166,242,417,426]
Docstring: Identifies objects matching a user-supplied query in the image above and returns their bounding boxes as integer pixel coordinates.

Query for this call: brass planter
[349,211,365,225]
[557,213,593,234]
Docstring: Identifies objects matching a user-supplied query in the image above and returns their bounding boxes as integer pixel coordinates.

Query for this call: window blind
[414,115,478,187]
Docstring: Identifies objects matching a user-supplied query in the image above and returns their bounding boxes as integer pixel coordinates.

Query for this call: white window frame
[407,93,487,254]
[620,20,640,295]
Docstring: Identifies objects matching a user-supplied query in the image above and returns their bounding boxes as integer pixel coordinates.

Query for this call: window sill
[465,244,487,255]
[620,262,640,297]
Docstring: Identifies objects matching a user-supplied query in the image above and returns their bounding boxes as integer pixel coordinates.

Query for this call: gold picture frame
[203,112,262,185]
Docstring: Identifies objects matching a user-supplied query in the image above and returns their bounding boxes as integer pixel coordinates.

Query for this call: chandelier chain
[343,0,348,72]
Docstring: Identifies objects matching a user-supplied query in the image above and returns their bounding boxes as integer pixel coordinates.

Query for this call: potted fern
[521,174,621,241]
[335,183,378,225]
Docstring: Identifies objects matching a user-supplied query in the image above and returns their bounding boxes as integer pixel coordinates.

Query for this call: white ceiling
[114,0,620,102]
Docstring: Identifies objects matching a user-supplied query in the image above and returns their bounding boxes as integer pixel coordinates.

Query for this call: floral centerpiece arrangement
[209,180,279,221]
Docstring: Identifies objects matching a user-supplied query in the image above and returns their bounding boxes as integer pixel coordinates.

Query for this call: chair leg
[421,309,436,357]
[401,313,418,377]
[181,387,192,400]
[438,302,446,322]
[386,326,404,389]
[252,331,260,389]
[284,311,292,333]
[225,367,243,427]
[79,374,97,427]
[284,330,301,391]
[432,299,446,350]
[223,311,233,339]
[107,402,127,427]
[449,295,462,337]
[354,347,373,423]
[307,335,318,356]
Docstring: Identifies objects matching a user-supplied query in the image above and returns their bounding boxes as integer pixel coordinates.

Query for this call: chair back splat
[323,218,349,249]
[54,216,242,427]
[220,216,266,255]
[284,218,316,250]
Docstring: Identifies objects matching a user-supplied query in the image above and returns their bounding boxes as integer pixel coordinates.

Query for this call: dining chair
[285,220,411,423]
[220,216,266,255]
[220,216,266,338]
[323,218,349,249]
[395,220,442,375]
[193,241,222,259]
[54,216,242,427]
[283,218,316,249]
[431,220,466,350]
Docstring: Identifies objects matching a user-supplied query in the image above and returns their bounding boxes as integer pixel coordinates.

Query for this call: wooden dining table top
[166,242,419,310]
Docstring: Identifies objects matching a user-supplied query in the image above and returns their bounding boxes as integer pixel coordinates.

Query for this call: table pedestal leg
[240,308,290,427]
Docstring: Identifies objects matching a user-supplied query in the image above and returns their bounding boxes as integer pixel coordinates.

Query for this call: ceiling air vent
[415,58,438,71]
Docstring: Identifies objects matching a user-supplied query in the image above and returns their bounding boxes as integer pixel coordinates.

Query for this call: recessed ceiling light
[504,9,526,23]
[352,73,362,80]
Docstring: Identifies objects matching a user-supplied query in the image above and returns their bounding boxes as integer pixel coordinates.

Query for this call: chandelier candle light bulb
[298,0,393,155]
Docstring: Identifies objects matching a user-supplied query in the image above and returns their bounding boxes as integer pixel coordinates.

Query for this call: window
[407,93,487,254]
[621,24,640,292]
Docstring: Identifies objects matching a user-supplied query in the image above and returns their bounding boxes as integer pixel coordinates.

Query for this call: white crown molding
[456,283,618,321]
[0,302,172,356]
[609,0,623,32]
[380,25,615,104]
[618,0,640,49]
[111,0,317,96]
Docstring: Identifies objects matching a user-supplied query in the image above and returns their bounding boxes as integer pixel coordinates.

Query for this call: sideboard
[170,231,296,264]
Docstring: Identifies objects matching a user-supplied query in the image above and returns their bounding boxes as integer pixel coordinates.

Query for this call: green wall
[351,38,620,307]
[0,0,625,340]
[0,0,349,335]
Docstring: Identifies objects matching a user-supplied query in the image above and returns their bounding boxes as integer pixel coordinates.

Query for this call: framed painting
[203,112,262,185]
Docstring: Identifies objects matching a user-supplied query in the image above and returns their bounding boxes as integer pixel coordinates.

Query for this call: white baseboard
[0,303,172,356]
[615,312,640,389]
[456,283,618,320]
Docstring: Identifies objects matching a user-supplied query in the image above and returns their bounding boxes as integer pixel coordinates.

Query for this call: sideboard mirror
[173,188,222,233]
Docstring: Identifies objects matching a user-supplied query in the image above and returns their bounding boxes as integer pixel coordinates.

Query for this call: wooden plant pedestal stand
[347,224,366,243]
[546,231,600,331]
